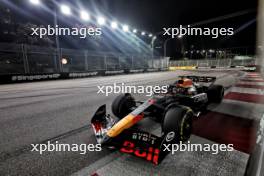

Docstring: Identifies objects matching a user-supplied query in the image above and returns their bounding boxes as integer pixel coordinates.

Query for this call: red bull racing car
[91,76,224,164]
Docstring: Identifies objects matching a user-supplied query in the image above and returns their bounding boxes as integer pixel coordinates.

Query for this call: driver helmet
[176,78,197,95]
[177,78,193,88]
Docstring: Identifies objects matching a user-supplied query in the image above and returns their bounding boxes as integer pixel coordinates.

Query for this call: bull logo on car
[120,141,160,165]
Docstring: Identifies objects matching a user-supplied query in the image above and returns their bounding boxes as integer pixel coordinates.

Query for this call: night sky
[103,0,256,30]
[94,0,257,56]
[1,0,258,57]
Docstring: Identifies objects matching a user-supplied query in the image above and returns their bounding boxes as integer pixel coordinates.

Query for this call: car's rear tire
[162,106,193,143]
[111,93,136,119]
[207,85,224,103]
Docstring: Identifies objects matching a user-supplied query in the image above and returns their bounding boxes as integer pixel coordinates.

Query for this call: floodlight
[111,21,118,29]
[80,11,90,21]
[122,25,129,32]
[60,4,71,16]
[29,0,40,5]
[61,58,68,65]
[97,17,106,25]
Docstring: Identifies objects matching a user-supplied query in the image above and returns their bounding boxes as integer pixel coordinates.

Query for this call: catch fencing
[0,43,169,75]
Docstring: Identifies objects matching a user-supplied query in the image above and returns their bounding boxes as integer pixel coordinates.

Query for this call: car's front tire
[162,106,193,143]
[111,93,136,119]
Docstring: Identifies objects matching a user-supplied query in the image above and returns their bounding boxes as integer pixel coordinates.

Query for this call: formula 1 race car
[91,76,224,164]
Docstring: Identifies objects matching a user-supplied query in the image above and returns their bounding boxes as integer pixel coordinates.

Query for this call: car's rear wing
[179,75,216,83]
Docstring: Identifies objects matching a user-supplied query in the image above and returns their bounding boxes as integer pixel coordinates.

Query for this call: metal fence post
[52,49,58,72]
[104,55,107,70]
[229,59,232,67]
[118,55,121,70]
[58,48,63,73]
[131,55,134,69]
[22,44,30,74]
[84,51,88,71]
[152,57,154,68]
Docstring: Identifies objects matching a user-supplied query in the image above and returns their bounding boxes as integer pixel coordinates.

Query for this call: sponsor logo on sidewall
[166,131,175,142]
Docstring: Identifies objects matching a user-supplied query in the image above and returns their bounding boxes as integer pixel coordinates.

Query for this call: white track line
[230,87,264,95]
[237,82,264,86]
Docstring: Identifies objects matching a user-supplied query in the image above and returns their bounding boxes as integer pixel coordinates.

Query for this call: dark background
[0,0,258,57]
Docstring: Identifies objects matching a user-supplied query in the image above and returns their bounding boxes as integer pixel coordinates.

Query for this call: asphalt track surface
[0,69,263,176]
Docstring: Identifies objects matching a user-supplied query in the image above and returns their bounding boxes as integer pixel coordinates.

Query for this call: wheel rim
[181,113,192,140]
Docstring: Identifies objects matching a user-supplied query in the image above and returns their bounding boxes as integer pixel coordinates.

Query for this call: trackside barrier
[169,58,258,71]
[169,66,196,70]
[0,68,169,84]
[0,43,170,83]
[170,58,256,68]
[168,66,247,71]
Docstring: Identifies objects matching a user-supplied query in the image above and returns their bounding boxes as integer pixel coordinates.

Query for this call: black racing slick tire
[207,85,224,103]
[111,93,136,119]
[162,106,193,143]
